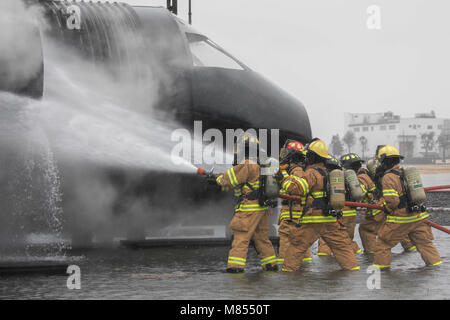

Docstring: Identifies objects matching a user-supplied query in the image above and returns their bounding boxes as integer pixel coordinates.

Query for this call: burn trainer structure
[2,0,311,143]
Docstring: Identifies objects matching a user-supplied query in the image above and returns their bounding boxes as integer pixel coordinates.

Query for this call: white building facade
[344,111,447,159]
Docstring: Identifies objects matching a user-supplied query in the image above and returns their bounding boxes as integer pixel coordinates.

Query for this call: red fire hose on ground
[279,193,450,235]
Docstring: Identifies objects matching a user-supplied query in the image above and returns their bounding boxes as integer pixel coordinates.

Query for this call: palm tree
[343,130,356,153]
[330,134,344,157]
[437,132,450,163]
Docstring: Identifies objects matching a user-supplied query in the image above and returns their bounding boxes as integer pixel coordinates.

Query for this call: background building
[343,111,449,162]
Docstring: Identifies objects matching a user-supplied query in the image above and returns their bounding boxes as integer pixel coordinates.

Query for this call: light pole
[189,0,192,24]
[360,136,368,159]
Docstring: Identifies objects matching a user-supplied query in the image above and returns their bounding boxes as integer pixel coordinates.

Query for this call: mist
[0,0,43,92]
[0,0,224,251]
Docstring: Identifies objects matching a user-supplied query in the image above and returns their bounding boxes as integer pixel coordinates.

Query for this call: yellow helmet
[243,135,259,144]
[306,139,332,159]
[377,145,404,160]
[234,132,261,161]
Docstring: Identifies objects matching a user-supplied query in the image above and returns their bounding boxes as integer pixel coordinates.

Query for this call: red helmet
[280,140,305,165]
[285,141,304,152]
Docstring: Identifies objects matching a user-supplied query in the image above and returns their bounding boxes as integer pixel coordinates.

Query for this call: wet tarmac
[1,173,449,299]
[0,226,448,300]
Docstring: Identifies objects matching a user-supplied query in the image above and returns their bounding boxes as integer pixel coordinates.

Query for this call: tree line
[329,130,450,162]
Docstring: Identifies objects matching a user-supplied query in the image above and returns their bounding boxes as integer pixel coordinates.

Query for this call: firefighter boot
[264,264,279,271]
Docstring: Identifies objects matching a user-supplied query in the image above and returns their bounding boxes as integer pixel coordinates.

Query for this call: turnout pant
[359,213,417,254]
[373,219,442,268]
[278,219,312,265]
[282,222,359,272]
[227,210,277,270]
[318,216,361,255]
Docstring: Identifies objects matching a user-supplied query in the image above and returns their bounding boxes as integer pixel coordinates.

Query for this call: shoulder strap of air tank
[297,166,326,224]
[357,168,370,176]
[288,164,302,173]
[387,169,406,188]
[241,162,260,200]
[310,166,326,177]
[379,168,400,184]
[243,181,259,198]
[309,166,329,199]
[389,168,411,210]
[310,166,328,185]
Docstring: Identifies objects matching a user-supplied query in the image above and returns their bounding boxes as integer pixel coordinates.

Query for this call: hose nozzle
[196,167,207,175]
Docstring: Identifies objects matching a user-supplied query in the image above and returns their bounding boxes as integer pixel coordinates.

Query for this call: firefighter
[277,140,312,266]
[372,145,442,269]
[338,153,377,254]
[340,152,380,254]
[315,155,363,256]
[212,133,278,273]
[366,147,418,254]
[280,139,360,272]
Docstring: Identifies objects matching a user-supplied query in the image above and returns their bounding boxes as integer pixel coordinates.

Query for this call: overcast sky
[123,0,450,143]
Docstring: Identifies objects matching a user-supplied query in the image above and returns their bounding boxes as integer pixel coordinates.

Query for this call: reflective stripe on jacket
[356,170,378,217]
[386,212,429,223]
[342,209,357,217]
[281,163,334,223]
[279,165,306,221]
[217,159,267,212]
[381,165,425,220]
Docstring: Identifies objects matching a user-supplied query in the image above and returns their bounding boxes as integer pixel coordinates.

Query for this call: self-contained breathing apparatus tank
[344,169,364,202]
[259,157,280,207]
[367,158,379,178]
[329,169,346,211]
[402,167,427,211]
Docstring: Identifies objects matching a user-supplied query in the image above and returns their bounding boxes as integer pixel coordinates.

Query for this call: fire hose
[424,185,450,191]
[279,193,450,235]
[196,167,450,234]
[197,168,450,192]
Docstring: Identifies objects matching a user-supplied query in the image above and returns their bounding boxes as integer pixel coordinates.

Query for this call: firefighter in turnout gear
[214,133,278,273]
[277,140,312,266]
[372,145,442,269]
[316,156,354,256]
[340,153,381,254]
[322,153,365,255]
[362,149,417,254]
[281,139,360,272]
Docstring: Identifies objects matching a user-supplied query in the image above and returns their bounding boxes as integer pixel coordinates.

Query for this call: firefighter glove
[206,173,218,185]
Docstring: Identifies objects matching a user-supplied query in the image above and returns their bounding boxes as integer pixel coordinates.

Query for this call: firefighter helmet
[280,140,305,165]
[286,140,304,152]
[340,153,365,169]
[377,145,404,161]
[234,132,260,162]
[325,155,342,171]
[306,139,332,159]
